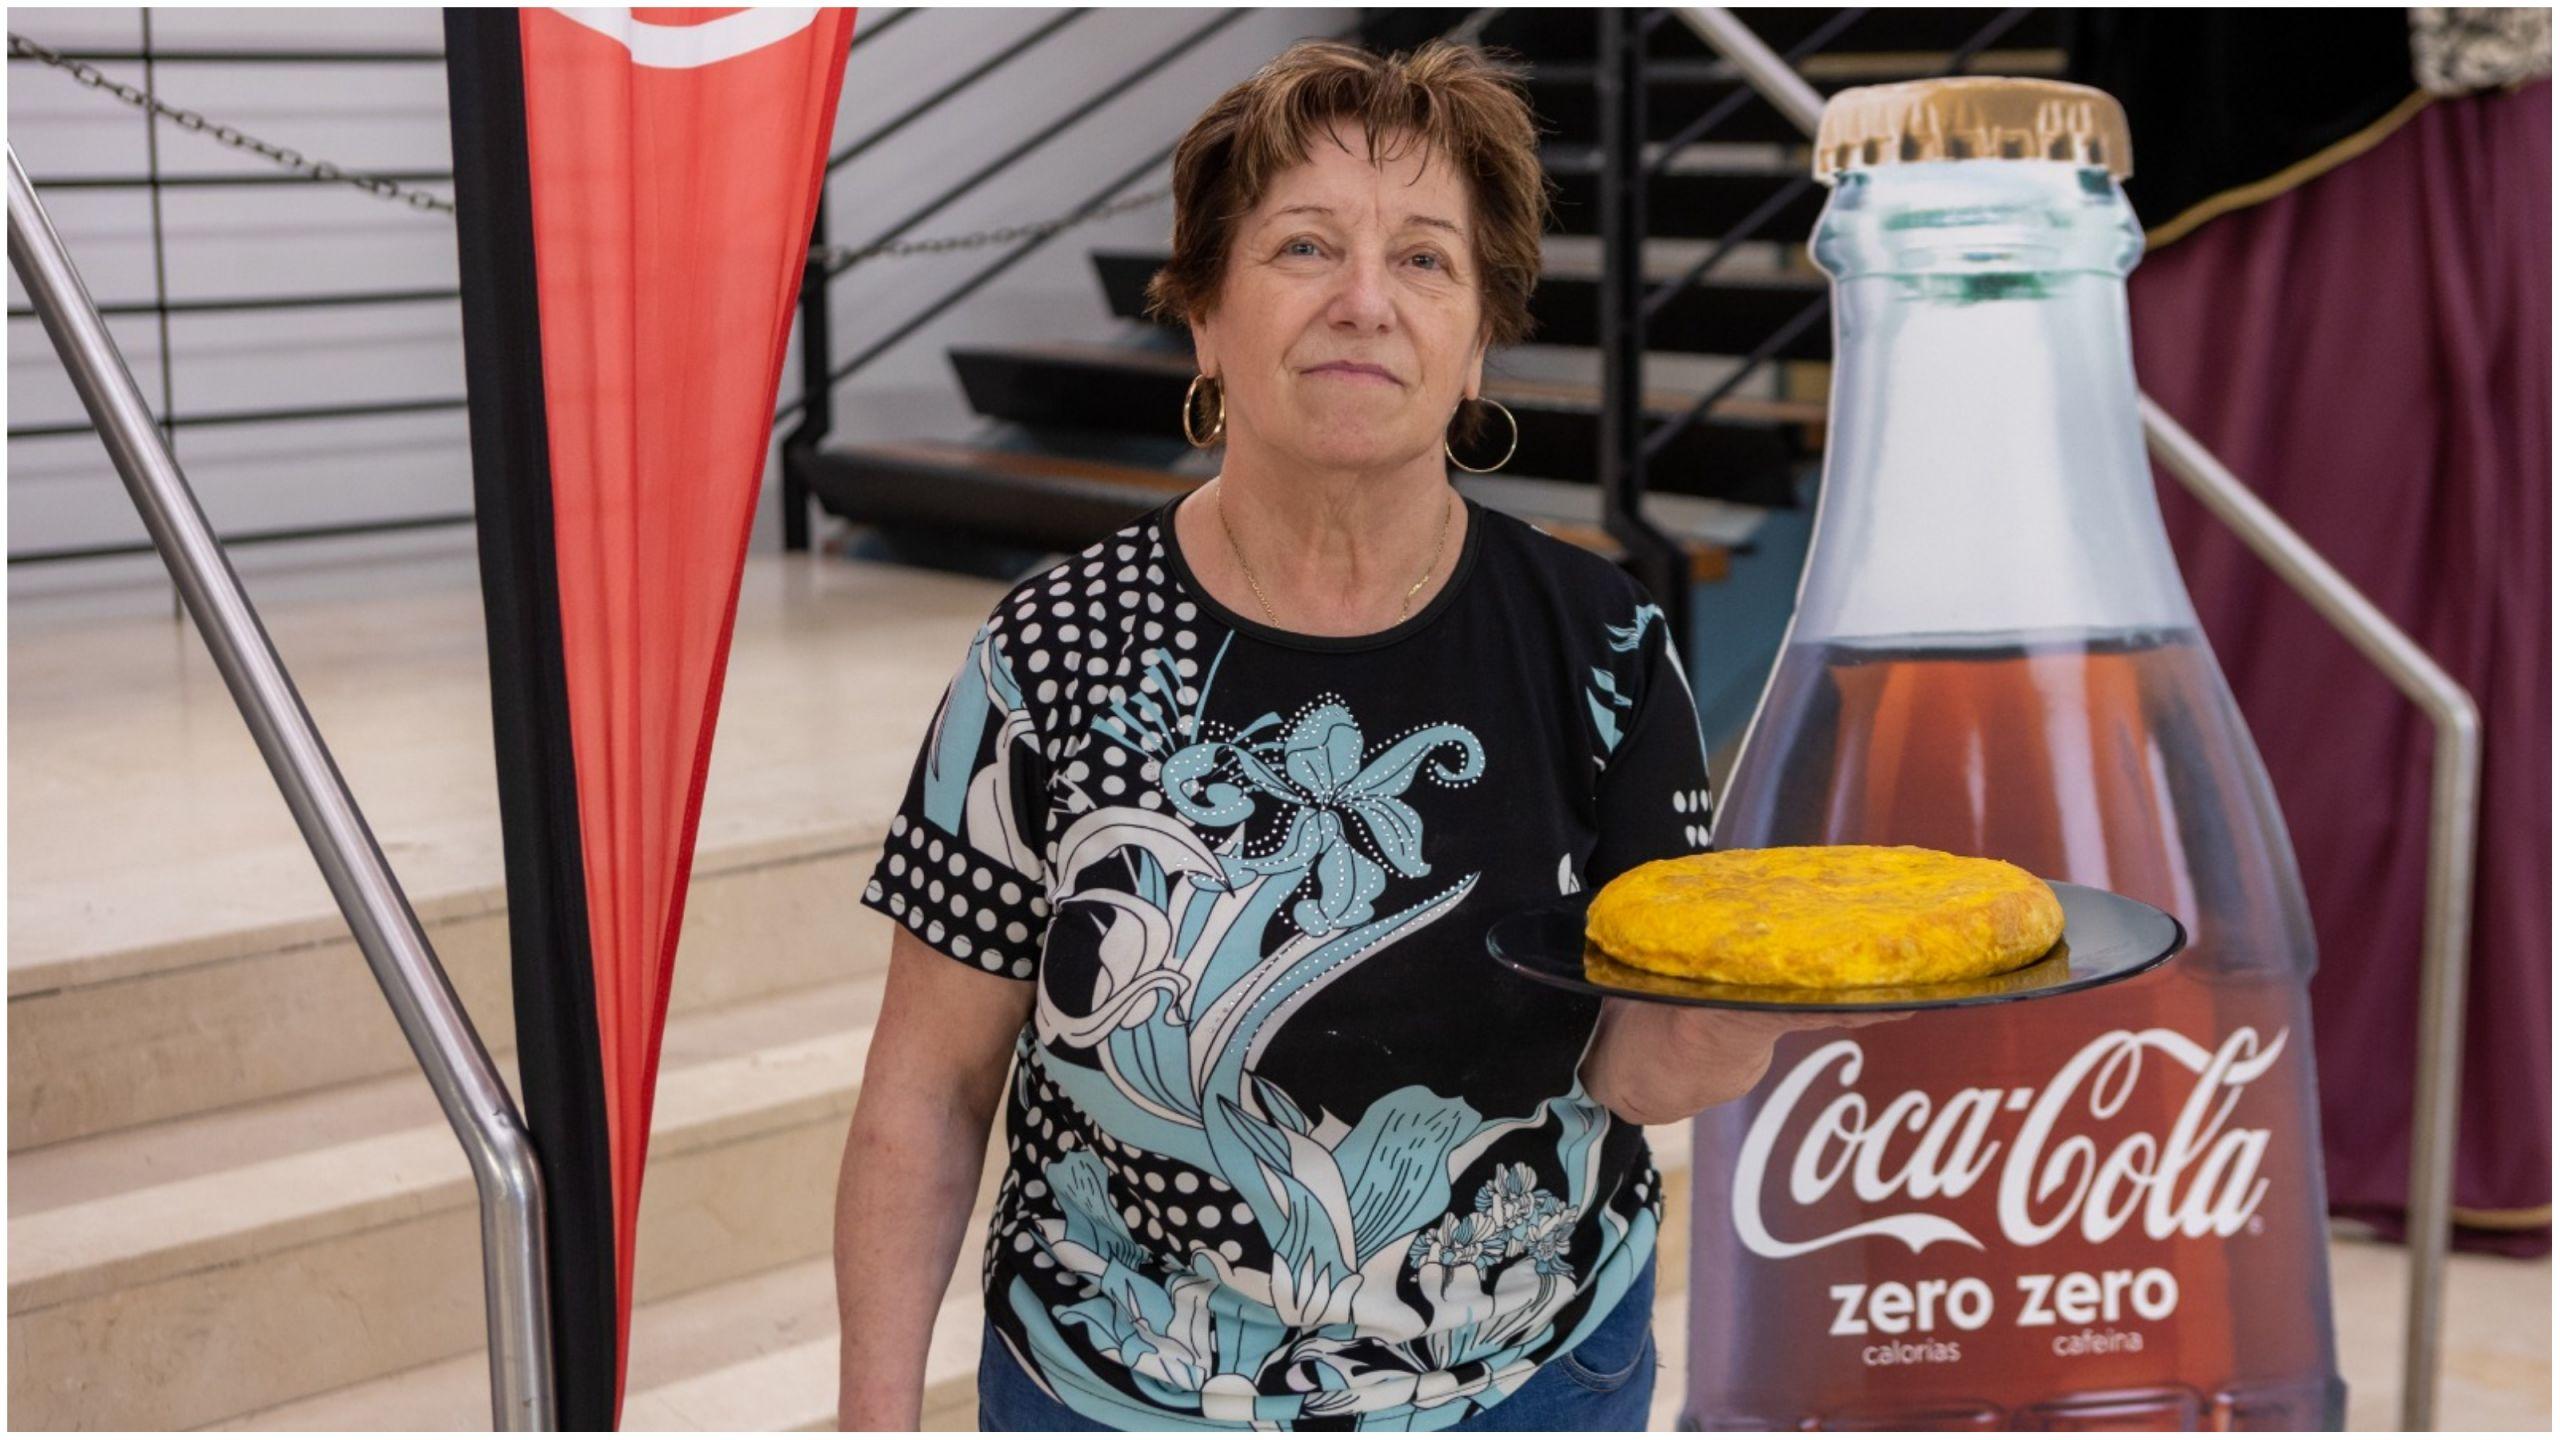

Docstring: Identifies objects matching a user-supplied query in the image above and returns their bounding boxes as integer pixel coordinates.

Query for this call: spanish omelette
[1585,845,2064,988]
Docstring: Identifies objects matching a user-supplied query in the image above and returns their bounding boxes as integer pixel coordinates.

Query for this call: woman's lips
[1302,361,1401,385]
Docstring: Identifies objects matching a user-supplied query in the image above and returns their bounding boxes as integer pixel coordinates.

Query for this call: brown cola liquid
[1687,628,2344,1429]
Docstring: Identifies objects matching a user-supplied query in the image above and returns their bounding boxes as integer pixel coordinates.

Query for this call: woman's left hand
[1577,998,1909,1127]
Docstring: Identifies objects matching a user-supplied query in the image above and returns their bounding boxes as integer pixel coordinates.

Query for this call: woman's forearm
[1580,999,1911,1125]
[1580,997,1782,1125]
[833,1084,994,1430]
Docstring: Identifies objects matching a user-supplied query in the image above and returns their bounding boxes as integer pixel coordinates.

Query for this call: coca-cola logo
[1733,1028,2288,1258]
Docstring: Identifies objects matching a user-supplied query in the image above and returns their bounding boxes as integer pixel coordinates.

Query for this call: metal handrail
[1679,9,2486,1430]
[2143,402,2482,1433]
[6,146,558,1431]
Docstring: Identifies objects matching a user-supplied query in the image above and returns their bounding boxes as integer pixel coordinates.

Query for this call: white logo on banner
[1731,1029,2287,1257]
[550,8,823,68]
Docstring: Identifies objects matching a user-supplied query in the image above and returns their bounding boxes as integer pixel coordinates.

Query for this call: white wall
[4,6,1350,583]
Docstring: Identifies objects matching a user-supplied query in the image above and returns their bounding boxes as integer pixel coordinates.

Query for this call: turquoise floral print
[1001,633,1657,1429]
[1407,1163,1575,1280]
[1586,602,1668,766]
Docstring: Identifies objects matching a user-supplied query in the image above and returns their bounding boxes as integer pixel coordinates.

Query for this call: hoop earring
[1182,374,1225,449]
[1445,396,1518,474]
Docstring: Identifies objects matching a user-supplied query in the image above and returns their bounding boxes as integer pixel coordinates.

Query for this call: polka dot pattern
[862,519,1208,977]
[860,759,1050,978]
[1672,785,1716,849]
[994,1052,1271,1285]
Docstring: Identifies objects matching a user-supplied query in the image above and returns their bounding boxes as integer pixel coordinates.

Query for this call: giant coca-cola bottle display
[1686,80,2344,1429]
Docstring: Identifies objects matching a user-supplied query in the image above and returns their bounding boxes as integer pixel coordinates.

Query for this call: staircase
[790,8,2065,581]
[9,10,2068,1430]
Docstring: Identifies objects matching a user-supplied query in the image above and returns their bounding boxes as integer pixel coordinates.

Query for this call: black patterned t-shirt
[859,493,1715,1429]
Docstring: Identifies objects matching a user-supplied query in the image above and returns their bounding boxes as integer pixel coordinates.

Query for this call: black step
[1091,249,1832,362]
[944,341,1811,507]
[799,438,1193,553]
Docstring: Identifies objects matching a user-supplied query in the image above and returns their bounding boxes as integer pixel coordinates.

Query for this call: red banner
[452,6,857,1424]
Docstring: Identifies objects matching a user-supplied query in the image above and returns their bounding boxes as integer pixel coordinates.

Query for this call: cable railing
[9,394,468,440]
[8,286,459,319]
[1676,8,2483,1430]
[1,11,910,562]
[12,166,452,189]
[9,44,447,63]
[8,7,1847,575]
[3,19,475,562]
[25,5,1895,585]
[7,8,1230,564]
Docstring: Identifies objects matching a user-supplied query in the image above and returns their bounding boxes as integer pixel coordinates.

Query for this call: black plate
[1485,881,2184,1013]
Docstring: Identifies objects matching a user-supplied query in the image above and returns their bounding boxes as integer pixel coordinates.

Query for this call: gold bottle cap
[1812,77,2134,184]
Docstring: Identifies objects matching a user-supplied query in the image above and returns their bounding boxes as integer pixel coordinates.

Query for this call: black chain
[9,30,1172,261]
[8,33,457,214]
[812,185,1169,272]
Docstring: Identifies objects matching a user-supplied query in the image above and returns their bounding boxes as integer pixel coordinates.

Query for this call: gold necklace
[1215,483,1454,628]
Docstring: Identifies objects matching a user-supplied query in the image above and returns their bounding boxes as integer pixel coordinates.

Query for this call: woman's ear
[1188,312,1218,379]
[1463,331,1488,402]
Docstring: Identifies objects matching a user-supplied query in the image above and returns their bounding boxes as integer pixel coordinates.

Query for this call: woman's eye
[1272,238,1454,272]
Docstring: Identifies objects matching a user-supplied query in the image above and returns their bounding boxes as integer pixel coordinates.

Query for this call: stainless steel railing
[2141,399,2482,1434]
[1675,11,2486,1428]
[6,145,557,1432]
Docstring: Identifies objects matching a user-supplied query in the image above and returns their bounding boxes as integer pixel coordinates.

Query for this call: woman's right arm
[834,926,1034,1431]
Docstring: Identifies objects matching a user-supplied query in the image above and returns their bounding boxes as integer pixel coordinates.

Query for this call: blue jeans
[977,1256,1658,1431]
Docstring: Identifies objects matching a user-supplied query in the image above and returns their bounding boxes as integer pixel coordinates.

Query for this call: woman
[835,39,1825,1432]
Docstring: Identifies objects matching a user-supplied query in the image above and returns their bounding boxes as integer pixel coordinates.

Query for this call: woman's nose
[1325,253,1396,333]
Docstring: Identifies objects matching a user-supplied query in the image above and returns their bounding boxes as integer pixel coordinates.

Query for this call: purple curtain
[2127,81,2551,1254]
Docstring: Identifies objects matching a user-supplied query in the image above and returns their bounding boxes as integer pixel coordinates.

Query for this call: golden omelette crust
[1585,845,2064,988]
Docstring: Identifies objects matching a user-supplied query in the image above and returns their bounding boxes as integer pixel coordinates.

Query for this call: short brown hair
[1145,39,1550,347]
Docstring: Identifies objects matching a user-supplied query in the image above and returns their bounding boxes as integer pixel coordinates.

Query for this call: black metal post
[1595,9,1688,647]
[141,10,183,620]
[781,194,831,552]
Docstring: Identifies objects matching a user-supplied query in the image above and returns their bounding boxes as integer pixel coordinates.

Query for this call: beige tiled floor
[11,535,2549,1430]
